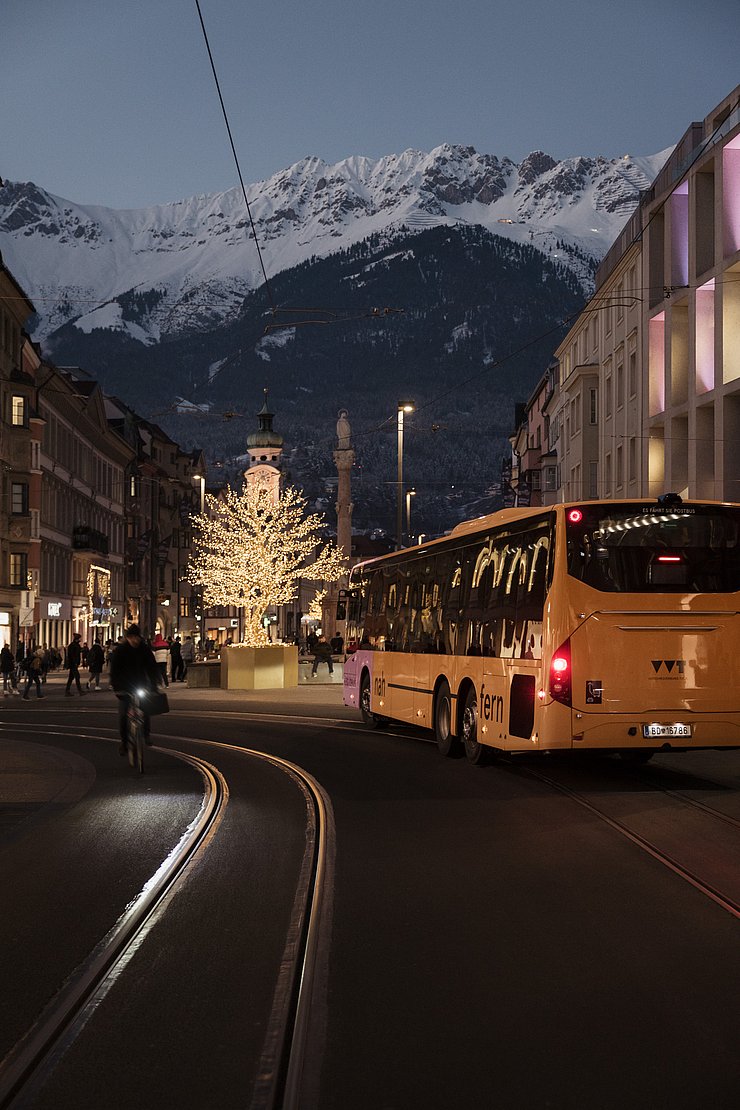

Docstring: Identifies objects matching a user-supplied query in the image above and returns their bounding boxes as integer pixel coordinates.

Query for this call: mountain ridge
[0,143,669,347]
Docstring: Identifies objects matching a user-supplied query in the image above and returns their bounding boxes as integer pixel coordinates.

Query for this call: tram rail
[0,722,333,1110]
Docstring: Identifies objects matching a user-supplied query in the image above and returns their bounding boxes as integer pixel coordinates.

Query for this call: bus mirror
[336,588,355,622]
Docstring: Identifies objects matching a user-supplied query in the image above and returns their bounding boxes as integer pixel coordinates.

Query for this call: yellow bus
[342,495,740,763]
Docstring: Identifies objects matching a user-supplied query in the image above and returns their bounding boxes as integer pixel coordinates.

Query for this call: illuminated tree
[188,483,346,646]
[308,587,327,621]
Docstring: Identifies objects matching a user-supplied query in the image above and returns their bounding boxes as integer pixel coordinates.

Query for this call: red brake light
[568,509,583,524]
[549,639,572,706]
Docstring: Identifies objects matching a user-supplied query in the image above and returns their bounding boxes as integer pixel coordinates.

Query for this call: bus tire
[461,687,488,766]
[360,672,381,729]
[435,681,461,757]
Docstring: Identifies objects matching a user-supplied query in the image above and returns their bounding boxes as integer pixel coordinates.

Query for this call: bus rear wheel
[435,681,461,757]
[360,672,381,729]
[461,687,488,766]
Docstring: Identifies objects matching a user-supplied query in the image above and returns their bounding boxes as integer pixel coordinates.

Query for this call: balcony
[72,526,109,556]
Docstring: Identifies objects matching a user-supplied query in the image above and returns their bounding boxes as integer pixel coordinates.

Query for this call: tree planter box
[221,645,299,690]
[187,661,222,688]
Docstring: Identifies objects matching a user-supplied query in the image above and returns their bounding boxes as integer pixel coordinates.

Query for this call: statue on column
[336,409,352,450]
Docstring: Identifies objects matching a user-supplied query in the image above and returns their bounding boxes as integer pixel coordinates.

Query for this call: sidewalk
[17,669,358,723]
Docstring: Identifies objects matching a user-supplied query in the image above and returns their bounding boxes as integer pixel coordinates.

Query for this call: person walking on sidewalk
[151,633,170,687]
[170,636,185,682]
[1,644,19,696]
[181,636,194,679]
[87,640,105,690]
[22,647,45,700]
[311,635,334,677]
[65,632,85,697]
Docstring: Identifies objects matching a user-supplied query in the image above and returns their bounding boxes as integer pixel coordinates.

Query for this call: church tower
[244,388,284,504]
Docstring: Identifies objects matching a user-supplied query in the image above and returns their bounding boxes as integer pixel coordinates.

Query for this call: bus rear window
[566,504,740,593]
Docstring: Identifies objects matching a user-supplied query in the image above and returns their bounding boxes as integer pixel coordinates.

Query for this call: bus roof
[350,497,740,574]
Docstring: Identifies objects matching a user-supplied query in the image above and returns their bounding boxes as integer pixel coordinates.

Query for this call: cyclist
[110,625,161,756]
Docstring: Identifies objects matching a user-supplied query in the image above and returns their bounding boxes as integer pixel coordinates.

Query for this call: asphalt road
[2,678,740,1109]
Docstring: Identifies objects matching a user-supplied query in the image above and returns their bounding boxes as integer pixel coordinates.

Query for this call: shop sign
[88,565,112,626]
[46,599,72,620]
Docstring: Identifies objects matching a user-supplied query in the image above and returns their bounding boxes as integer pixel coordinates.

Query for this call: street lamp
[192,473,205,514]
[405,488,416,545]
[396,400,415,549]
[192,473,206,653]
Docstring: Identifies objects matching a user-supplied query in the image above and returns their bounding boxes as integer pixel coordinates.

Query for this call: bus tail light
[549,640,572,706]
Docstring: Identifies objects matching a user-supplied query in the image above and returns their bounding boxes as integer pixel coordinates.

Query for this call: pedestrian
[170,636,185,682]
[22,647,45,700]
[87,640,105,690]
[1,644,19,696]
[311,635,334,677]
[110,625,162,756]
[151,632,170,687]
[330,631,344,656]
[64,632,86,696]
[181,635,194,678]
[307,630,318,654]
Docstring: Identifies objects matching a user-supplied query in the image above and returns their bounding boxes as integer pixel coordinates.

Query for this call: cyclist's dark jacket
[110,641,160,694]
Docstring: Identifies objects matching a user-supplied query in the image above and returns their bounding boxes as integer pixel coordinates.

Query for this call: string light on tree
[187,483,346,647]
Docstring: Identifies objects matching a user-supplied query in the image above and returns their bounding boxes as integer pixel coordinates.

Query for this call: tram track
[0,726,227,1109]
[516,761,740,921]
[0,721,334,1110]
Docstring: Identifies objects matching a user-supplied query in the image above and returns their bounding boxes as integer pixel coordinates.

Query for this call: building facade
[511,84,740,508]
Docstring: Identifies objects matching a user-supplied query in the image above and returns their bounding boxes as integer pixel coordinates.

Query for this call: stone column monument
[334,410,354,566]
[324,410,355,642]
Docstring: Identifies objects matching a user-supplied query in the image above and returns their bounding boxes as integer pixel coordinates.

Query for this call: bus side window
[517,526,550,659]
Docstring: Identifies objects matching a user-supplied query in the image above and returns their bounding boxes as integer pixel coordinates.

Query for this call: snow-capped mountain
[0,144,669,346]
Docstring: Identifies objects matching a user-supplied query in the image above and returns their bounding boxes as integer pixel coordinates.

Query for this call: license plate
[642,723,692,739]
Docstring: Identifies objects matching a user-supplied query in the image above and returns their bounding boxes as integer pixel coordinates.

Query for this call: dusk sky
[2,0,738,209]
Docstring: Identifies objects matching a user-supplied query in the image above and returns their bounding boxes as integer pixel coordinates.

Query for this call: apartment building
[35,360,133,648]
[642,86,740,500]
[512,84,740,507]
[0,257,37,648]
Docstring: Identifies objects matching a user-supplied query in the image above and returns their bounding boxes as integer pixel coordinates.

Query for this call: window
[629,351,637,397]
[617,360,624,409]
[11,483,28,515]
[9,553,27,587]
[11,395,27,427]
[588,461,598,498]
[589,388,598,425]
[180,595,192,618]
[629,437,637,482]
[605,375,612,419]
[566,504,740,593]
[616,445,623,490]
[605,453,612,495]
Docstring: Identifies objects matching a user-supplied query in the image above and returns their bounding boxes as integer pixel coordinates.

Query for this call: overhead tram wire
[194,0,276,317]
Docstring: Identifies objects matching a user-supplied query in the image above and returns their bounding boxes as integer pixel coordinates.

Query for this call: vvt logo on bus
[651,660,686,675]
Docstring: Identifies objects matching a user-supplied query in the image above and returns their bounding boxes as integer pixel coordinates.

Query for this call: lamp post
[192,473,206,653]
[396,400,415,550]
[405,488,416,545]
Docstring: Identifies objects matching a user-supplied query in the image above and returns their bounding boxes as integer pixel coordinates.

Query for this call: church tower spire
[244,388,284,503]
